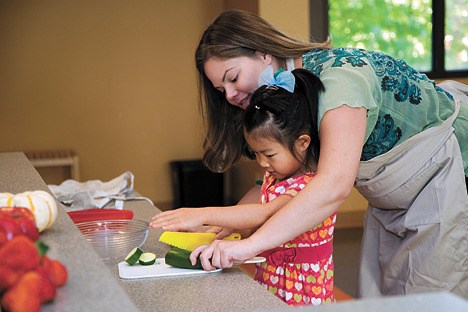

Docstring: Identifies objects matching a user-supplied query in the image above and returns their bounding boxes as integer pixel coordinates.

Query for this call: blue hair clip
[258,65,295,93]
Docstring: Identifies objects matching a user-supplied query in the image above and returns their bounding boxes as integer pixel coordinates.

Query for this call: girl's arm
[194,105,367,270]
[200,185,262,239]
[150,193,292,231]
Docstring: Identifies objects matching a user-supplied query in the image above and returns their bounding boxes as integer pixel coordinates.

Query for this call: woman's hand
[190,239,258,270]
[150,208,203,231]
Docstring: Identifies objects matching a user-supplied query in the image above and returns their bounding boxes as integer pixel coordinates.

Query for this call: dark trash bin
[170,159,224,209]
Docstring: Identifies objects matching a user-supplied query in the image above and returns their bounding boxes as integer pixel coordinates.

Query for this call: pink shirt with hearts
[254,171,336,306]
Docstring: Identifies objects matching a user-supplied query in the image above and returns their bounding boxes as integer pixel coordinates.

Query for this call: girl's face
[204,53,271,109]
[245,132,310,181]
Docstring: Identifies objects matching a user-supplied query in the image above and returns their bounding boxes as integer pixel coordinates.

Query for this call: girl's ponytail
[292,69,325,163]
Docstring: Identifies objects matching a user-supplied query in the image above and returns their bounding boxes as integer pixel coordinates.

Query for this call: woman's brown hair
[195,9,331,172]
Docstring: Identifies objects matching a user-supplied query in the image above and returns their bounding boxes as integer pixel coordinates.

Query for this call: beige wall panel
[259,0,310,41]
[0,0,223,206]
[224,0,258,13]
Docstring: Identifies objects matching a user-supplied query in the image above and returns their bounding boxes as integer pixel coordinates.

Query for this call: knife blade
[159,231,241,251]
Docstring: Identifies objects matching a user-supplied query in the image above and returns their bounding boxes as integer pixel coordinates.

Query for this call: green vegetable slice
[125,247,143,266]
[139,252,157,265]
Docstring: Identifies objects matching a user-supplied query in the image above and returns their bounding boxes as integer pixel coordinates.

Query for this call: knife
[159,231,241,251]
[159,231,266,265]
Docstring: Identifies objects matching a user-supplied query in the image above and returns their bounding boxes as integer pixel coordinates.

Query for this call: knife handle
[243,257,266,264]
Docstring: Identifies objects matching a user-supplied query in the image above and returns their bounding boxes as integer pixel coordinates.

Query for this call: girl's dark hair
[195,9,331,172]
[243,69,324,170]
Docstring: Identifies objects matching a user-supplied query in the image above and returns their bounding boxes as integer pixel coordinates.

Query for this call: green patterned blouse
[302,48,468,175]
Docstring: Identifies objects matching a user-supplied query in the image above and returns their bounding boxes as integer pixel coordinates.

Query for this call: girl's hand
[150,208,203,231]
[190,239,257,270]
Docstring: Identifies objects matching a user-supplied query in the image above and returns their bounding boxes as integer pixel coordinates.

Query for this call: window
[310,0,468,78]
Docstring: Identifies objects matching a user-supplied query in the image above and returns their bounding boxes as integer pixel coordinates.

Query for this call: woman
[191,10,468,298]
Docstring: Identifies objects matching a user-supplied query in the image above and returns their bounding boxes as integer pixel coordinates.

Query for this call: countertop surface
[0,152,139,312]
[1,152,466,312]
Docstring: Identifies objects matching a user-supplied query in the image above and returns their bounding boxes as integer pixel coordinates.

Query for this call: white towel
[48,171,153,211]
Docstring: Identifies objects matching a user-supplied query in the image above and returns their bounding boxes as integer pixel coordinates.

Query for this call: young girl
[152,68,336,306]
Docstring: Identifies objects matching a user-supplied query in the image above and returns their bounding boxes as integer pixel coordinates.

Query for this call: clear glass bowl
[76,219,149,260]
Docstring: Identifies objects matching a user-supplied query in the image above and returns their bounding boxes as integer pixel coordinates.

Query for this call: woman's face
[204,52,271,109]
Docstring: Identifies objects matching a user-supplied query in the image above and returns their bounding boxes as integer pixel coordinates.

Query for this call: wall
[0,0,223,208]
[259,0,310,42]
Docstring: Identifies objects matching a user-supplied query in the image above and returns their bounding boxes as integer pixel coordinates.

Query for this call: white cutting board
[118,258,221,279]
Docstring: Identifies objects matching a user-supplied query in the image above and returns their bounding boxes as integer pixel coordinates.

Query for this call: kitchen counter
[0,152,139,312]
[2,152,466,312]
[0,152,285,312]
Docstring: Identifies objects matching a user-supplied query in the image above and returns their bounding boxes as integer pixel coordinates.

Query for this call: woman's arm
[194,105,367,269]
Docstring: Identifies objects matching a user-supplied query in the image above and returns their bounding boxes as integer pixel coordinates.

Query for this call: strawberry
[0,216,22,241]
[0,207,39,241]
[40,254,53,267]
[0,231,7,247]
[0,235,40,272]
[0,265,21,292]
[1,271,41,312]
[44,258,68,287]
[36,266,57,303]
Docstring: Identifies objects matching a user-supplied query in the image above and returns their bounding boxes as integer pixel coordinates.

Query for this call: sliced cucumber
[125,247,143,266]
[139,252,157,266]
[165,247,202,269]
